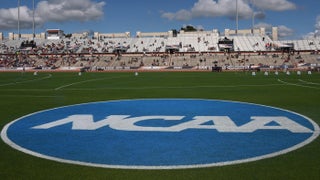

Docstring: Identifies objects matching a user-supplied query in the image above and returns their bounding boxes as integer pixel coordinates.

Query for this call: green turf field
[0,71,319,179]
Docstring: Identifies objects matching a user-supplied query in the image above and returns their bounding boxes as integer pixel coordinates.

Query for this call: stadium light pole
[33,0,35,40]
[236,0,239,34]
[18,0,20,40]
[252,0,255,33]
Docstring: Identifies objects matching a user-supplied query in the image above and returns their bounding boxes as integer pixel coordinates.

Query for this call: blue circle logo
[1,99,319,169]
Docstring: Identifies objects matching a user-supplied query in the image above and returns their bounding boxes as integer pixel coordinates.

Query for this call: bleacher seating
[1,31,320,71]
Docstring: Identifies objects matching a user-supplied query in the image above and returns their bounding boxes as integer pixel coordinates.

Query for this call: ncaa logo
[1,99,319,169]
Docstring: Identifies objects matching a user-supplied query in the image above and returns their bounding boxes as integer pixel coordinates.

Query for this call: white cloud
[315,15,320,31]
[162,9,192,21]
[0,6,43,30]
[254,22,294,39]
[191,0,252,19]
[37,0,105,22]
[254,22,273,30]
[254,11,266,20]
[277,25,294,38]
[0,0,105,31]
[303,15,320,39]
[162,0,296,21]
[253,0,296,11]
[162,0,253,21]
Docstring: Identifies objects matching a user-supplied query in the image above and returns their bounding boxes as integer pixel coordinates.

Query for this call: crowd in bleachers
[0,34,320,71]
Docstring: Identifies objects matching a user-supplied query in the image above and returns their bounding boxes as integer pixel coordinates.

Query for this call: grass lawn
[0,71,319,179]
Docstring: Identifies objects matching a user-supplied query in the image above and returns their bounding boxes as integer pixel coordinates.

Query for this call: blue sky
[0,0,319,39]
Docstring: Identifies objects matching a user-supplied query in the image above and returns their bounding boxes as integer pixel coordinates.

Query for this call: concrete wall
[136,31,172,38]
[224,28,267,37]
[94,32,131,39]
[272,27,278,41]
[72,32,89,39]
[178,29,219,37]
[8,32,46,40]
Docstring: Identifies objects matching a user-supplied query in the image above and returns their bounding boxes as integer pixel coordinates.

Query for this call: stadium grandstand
[0,27,319,72]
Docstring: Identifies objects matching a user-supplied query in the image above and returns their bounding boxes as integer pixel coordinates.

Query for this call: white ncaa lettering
[237,116,312,133]
[32,115,313,133]
[32,115,184,131]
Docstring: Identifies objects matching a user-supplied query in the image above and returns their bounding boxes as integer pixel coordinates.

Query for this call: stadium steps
[234,36,251,51]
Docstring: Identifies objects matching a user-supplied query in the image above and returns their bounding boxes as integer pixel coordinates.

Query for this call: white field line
[63,83,285,91]
[298,79,320,85]
[1,83,285,91]
[54,76,127,91]
[278,79,320,90]
[0,74,52,87]
[0,94,62,98]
